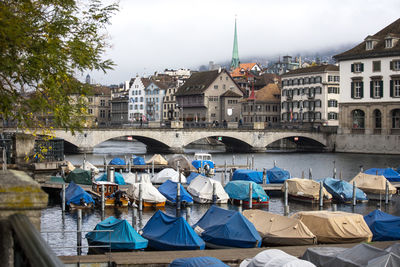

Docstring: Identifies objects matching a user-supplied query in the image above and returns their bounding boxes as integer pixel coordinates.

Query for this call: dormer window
[366,41,373,50]
[385,38,393,48]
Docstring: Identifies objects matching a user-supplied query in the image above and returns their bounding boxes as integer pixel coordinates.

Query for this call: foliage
[0,0,118,134]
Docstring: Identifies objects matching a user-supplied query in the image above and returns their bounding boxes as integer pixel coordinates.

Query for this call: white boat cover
[284,178,332,200]
[151,168,187,184]
[124,172,151,184]
[168,154,197,173]
[240,249,316,267]
[350,172,396,195]
[127,182,166,203]
[187,176,229,203]
[242,210,316,245]
[81,161,99,175]
[291,211,372,244]
[146,154,168,165]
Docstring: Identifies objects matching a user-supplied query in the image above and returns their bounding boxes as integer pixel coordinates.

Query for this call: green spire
[230,17,240,70]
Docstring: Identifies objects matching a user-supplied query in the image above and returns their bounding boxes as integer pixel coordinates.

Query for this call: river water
[40,140,400,256]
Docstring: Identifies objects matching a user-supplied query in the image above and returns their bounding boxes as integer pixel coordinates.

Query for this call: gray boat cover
[243,210,316,246]
[367,252,400,267]
[240,249,316,267]
[386,243,400,255]
[168,154,197,173]
[302,247,350,266]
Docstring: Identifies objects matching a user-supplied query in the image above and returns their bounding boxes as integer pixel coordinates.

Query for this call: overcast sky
[86,0,400,85]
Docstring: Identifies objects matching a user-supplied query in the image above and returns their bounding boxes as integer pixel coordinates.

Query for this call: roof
[148,80,168,90]
[91,85,111,96]
[231,63,259,77]
[281,64,339,77]
[254,83,281,103]
[334,18,400,61]
[174,70,223,96]
[254,73,281,88]
[141,78,151,88]
[220,90,242,97]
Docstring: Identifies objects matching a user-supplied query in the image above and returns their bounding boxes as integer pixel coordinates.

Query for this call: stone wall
[335,134,400,154]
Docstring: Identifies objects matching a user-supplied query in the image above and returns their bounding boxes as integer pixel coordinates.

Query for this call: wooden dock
[58,240,399,266]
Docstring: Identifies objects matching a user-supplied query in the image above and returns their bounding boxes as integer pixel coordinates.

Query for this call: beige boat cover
[350,172,396,195]
[65,160,75,173]
[243,210,316,245]
[284,178,332,200]
[146,154,168,165]
[291,211,372,244]
[168,154,197,173]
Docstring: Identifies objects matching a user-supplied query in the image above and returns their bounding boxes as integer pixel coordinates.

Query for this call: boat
[127,182,166,208]
[158,180,193,206]
[232,169,265,184]
[364,210,400,241]
[350,172,397,200]
[81,161,99,175]
[96,172,126,185]
[364,168,400,182]
[241,249,315,267]
[186,172,206,184]
[285,178,332,204]
[92,181,129,207]
[193,205,261,248]
[132,155,146,165]
[62,181,95,209]
[151,168,187,184]
[146,154,168,165]
[168,154,197,175]
[242,209,316,246]
[292,210,373,244]
[65,168,92,185]
[86,216,148,252]
[192,153,215,176]
[170,257,228,267]
[142,210,205,250]
[224,180,269,206]
[187,176,229,204]
[109,157,126,166]
[266,166,290,183]
[124,172,151,184]
[322,177,368,203]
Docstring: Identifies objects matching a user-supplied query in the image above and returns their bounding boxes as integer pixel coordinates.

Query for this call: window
[223,84,226,89]
[316,76,322,83]
[328,100,338,107]
[352,109,365,128]
[351,81,363,99]
[315,100,321,108]
[374,109,382,128]
[88,97,93,103]
[134,104,138,109]
[315,87,322,94]
[100,110,106,118]
[370,80,383,98]
[328,112,338,120]
[214,85,218,89]
[391,79,400,97]
[373,61,381,72]
[392,109,400,128]
[366,41,373,50]
[100,99,105,106]
[328,87,340,94]
[351,63,364,73]
[282,90,286,96]
[88,108,93,114]
[385,38,393,48]
[390,60,400,71]
[328,75,333,82]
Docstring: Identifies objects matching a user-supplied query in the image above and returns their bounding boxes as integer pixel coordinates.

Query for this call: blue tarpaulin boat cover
[158,180,193,204]
[193,206,261,248]
[109,157,126,165]
[186,172,206,184]
[142,210,205,250]
[62,181,95,206]
[191,160,215,170]
[323,178,367,203]
[85,216,148,250]
[96,172,126,185]
[266,167,290,183]
[232,169,265,184]
[169,257,229,267]
[364,210,400,241]
[364,168,400,182]
[224,181,269,202]
[132,156,146,165]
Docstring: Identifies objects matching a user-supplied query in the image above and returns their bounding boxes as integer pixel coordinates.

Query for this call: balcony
[373,128,381,135]
[390,129,400,135]
[351,128,365,134]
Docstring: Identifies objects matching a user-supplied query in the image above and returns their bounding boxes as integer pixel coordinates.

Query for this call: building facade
[280,65,340,127]
[334,18,400,135]
[87,86,112,127]
[163,85,180,121]
[128,77,150,122]
[144,81,167,121]
[111,96,129,126]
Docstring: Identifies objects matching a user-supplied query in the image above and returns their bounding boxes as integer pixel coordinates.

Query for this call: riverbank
[59,240,399,266]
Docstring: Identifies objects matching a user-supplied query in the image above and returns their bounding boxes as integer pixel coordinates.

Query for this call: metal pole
[224,160,227,178]
[251,155,255,169]
[247,157,249,169]
[284,181,289,216]
[274,160,276,167]
[212,182,217,204]
[61,183,66,212]
[229,168,233,181]
[332,203,337,211]
[3,149,7,171]
[248,182,253,209]
[220,172,225,187]
[176,182,181,217]
[333,161,336,179]
[124,155,128,172]
[186,206,191,222]
[385,180,389,205]
[135,171,138,183]
[352,181,357,206]
[138,183,143,211]
[301,170,305,179]
[101,184,105,213]
[232,155,235,166]
[309,168,312,180]
[103,155,107,172]
[239,200,243,213]
[340,170,342,180]
[132,207,137,230]
[178,166,181,184]
[77,209,82,256]
[319,181,323,208]
[83,153,86,170]
[152,160,155,178]
[262,168,267,184]
[360,165,363,172]
[128,160,131,173]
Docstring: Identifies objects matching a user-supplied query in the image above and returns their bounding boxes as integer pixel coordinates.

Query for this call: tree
[0,0,118,134]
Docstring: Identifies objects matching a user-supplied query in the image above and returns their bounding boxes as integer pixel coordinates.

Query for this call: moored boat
[266,166,290,183]
[364,209,400,241]
[193,205,261,248]
[151,168,187,184]
[322,177,368,203]
[285,178,332,204]
[127,182,166,208]
[158,180,193,206]
[350,172,397,200]
[65,168,92,185]
[224,180,269,207]
[232,169,265,184]
[187,176,229,204]
[192,153,215,176]
[364,168,400,182]
[92,181,129,207]
[62,181,95,210]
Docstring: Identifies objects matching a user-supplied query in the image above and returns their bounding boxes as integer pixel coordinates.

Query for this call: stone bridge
[50,128,335,154]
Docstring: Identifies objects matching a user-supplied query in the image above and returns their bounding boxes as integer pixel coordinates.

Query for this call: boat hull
[289,194,332,204]
[232,199,269,207]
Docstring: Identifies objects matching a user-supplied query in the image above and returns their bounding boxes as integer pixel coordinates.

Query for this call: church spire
[230,17,240,70]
